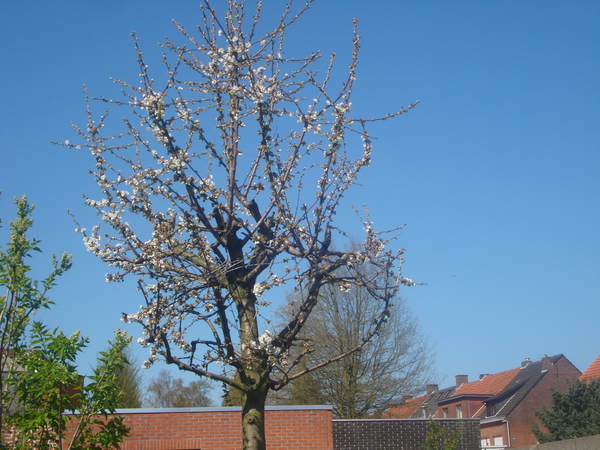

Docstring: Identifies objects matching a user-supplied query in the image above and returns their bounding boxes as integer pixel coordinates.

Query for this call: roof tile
[580,355,600,381]
[382,395,427,419]
[453,367,520,396]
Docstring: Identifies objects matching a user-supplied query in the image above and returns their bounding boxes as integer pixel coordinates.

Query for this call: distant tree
[267,359,326,407]
[222,385,244,407]
[221,373,244,407]
[145,369,213,408]
[533,378,600,443]
[66,1,416,448]
[111,343,144,409]
[271,246,435,418]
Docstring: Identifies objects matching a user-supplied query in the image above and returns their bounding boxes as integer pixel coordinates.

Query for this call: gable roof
[382,395,427,419]
[410,385,457,418]
[481,354,564,422]
[384,386,458,419]
[580,355,600,381]
[451,367,520,397]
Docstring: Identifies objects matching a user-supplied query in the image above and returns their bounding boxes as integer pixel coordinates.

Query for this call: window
[486,403,496,417]
[493,436,504,446]
[481,437,491,447]
[455,404,463,418]
[442,408,448,418]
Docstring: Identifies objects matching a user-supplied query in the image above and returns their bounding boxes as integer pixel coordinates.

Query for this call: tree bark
[242,382,268,450]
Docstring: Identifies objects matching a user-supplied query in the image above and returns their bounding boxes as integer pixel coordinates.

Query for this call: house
[436,368,520,422]
[385,354,581,449]
[383,384,458,419]
[385,369,519,422]
[580,355,600,381]
[478,355,580,448]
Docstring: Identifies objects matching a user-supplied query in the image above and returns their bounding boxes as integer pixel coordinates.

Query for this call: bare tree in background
[270,244,435,418]
[146,369,213,408]
[305,282,435,419]
[65,1,417,448]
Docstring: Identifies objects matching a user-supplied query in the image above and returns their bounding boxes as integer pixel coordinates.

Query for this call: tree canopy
[65,1,417,448]
[533,378,600,443]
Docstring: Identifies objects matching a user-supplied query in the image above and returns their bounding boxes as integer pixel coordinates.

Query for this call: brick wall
[333,418,480,450]
[5,408,482,450]
[3,405,334,450]
[114,405,334,450]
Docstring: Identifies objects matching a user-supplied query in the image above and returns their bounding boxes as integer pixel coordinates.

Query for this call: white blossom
[258,330,273,346]
[83,235,100,252]
[253,282,268,296]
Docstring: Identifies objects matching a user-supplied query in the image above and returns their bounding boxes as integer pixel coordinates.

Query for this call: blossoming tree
[67,1,417,449]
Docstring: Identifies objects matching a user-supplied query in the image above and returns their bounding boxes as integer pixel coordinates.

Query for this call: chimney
[426,384,438,395]
[479,374,489,380]
[542,356,552,371]
[455,375,468,386]
[522,358,531,368]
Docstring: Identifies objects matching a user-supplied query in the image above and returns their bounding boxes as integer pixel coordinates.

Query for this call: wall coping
[110,404,334,414]
[333,418,480,423]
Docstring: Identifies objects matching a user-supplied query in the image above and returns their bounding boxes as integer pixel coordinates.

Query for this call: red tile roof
[580,355,600,381]
[382,395,427,419]
[452,367,520,396]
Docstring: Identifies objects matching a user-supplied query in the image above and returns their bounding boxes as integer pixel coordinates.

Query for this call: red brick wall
[3,406,333,450]
[93,406,332,450]
[439,396,487,419]
[480,421,508,448]
[506,357,581,447]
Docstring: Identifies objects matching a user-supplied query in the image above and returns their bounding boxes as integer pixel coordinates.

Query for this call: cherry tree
[66,1,417,449]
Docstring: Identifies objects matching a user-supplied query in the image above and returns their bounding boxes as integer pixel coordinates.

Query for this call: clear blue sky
[1,1,598,395]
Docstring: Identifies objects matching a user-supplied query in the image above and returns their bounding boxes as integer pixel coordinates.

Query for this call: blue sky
[1,1,599,396]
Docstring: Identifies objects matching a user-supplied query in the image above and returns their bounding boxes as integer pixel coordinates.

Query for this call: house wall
[437,401,464,419]
[480,421,509,449]
[441,397,487,419]
[506,357,581,447]
[436,395,489,419]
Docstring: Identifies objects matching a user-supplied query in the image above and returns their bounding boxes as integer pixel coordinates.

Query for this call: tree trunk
[242,383,268,450]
